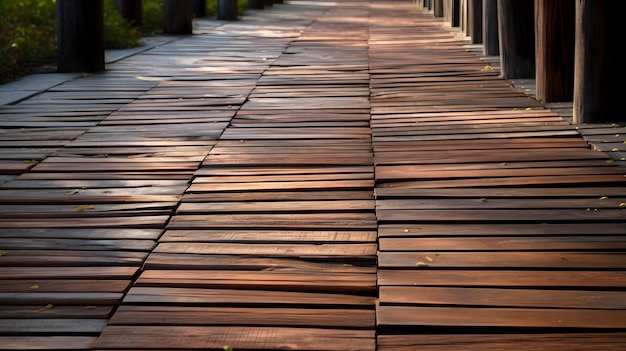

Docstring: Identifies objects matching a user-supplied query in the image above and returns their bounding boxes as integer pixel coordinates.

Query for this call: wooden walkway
[0,0,625,350]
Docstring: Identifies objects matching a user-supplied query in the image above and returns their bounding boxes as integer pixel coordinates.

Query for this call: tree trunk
[56,0,105,73]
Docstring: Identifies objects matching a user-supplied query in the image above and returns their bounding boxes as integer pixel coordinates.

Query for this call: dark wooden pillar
[434,0,444,17]
[451,0,460,27]
[497,0,534,78]
[574,0,621,123]
[460,0,468,34]
[248,0,265,10]
[468,0,482,43]
[444,0,460,26]
[193,0,207,17]
[114,0,142,28]
[164,0,193,34]
[483,0,498,55]
[535,0,574,103]
[56,0,104,73]
[217,0,238,20]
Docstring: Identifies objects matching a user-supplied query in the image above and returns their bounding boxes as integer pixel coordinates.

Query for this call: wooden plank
[0,336,97,350]
[375,187,626,198]
[94,326,375,350]
[379,252,626,269]
[0,305,114,319]
[159,230,377,243]
[109,306,375,328]
[167,213,377,230]
[144,254,377,272]
[123,287,376,306]
[135,270,376,293]
[0,267,138,280]
[378,223,626,236]
[378,270,626,288]
[154,243,377,257]
[377,208,626,222]
[0,319,107,334]
[379,286,626,309]
[378,333,626,351]
[177,200,374,213]
[377,305,626,329]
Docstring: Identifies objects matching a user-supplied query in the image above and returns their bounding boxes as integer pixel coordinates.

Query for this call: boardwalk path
[0,0,625,350]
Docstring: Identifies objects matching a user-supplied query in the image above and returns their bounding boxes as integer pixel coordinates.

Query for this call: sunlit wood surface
[0,0,624,350]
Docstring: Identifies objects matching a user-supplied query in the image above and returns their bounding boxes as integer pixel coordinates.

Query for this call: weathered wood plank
[94,326,375,350]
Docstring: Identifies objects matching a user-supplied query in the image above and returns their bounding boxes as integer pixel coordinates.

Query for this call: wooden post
[444,0,460,26]
[451,0,460,27]
[248,0,264,10]
[218,0,238,20]
[434,0,444,17]
[468,0,482,43]
[56,0,104,73]
[497,0,535,78]
[535,0,574,103]
[573,0,621,123]
[164,0,193,34]
[444,0,451,22]
[114,0,142,28]
[193,0,207,17]
[483,0,499,55]
[460,0,468,34]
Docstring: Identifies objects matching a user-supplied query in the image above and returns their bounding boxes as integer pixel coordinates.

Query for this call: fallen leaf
[619,203,626,208]
[0,250,8,256]
[23,159,37,165]
[416,262,429,267]
[223,346,234,351]
[30,285,40,290]
[75,205,95,212]
[599,196,609,200]
[425,256,434,262]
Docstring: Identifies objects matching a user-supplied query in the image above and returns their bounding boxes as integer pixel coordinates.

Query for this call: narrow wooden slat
[377,306,626,329]
[93,326,375,351]
[109,306,375,328]
[378,334,626,351]
[379,286,626,309]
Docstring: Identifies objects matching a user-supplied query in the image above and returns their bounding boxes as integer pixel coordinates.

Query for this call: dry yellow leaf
[599,196,609,200]
[76,205,95,212]
[416,262,429,267]
[30,285,40,290]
